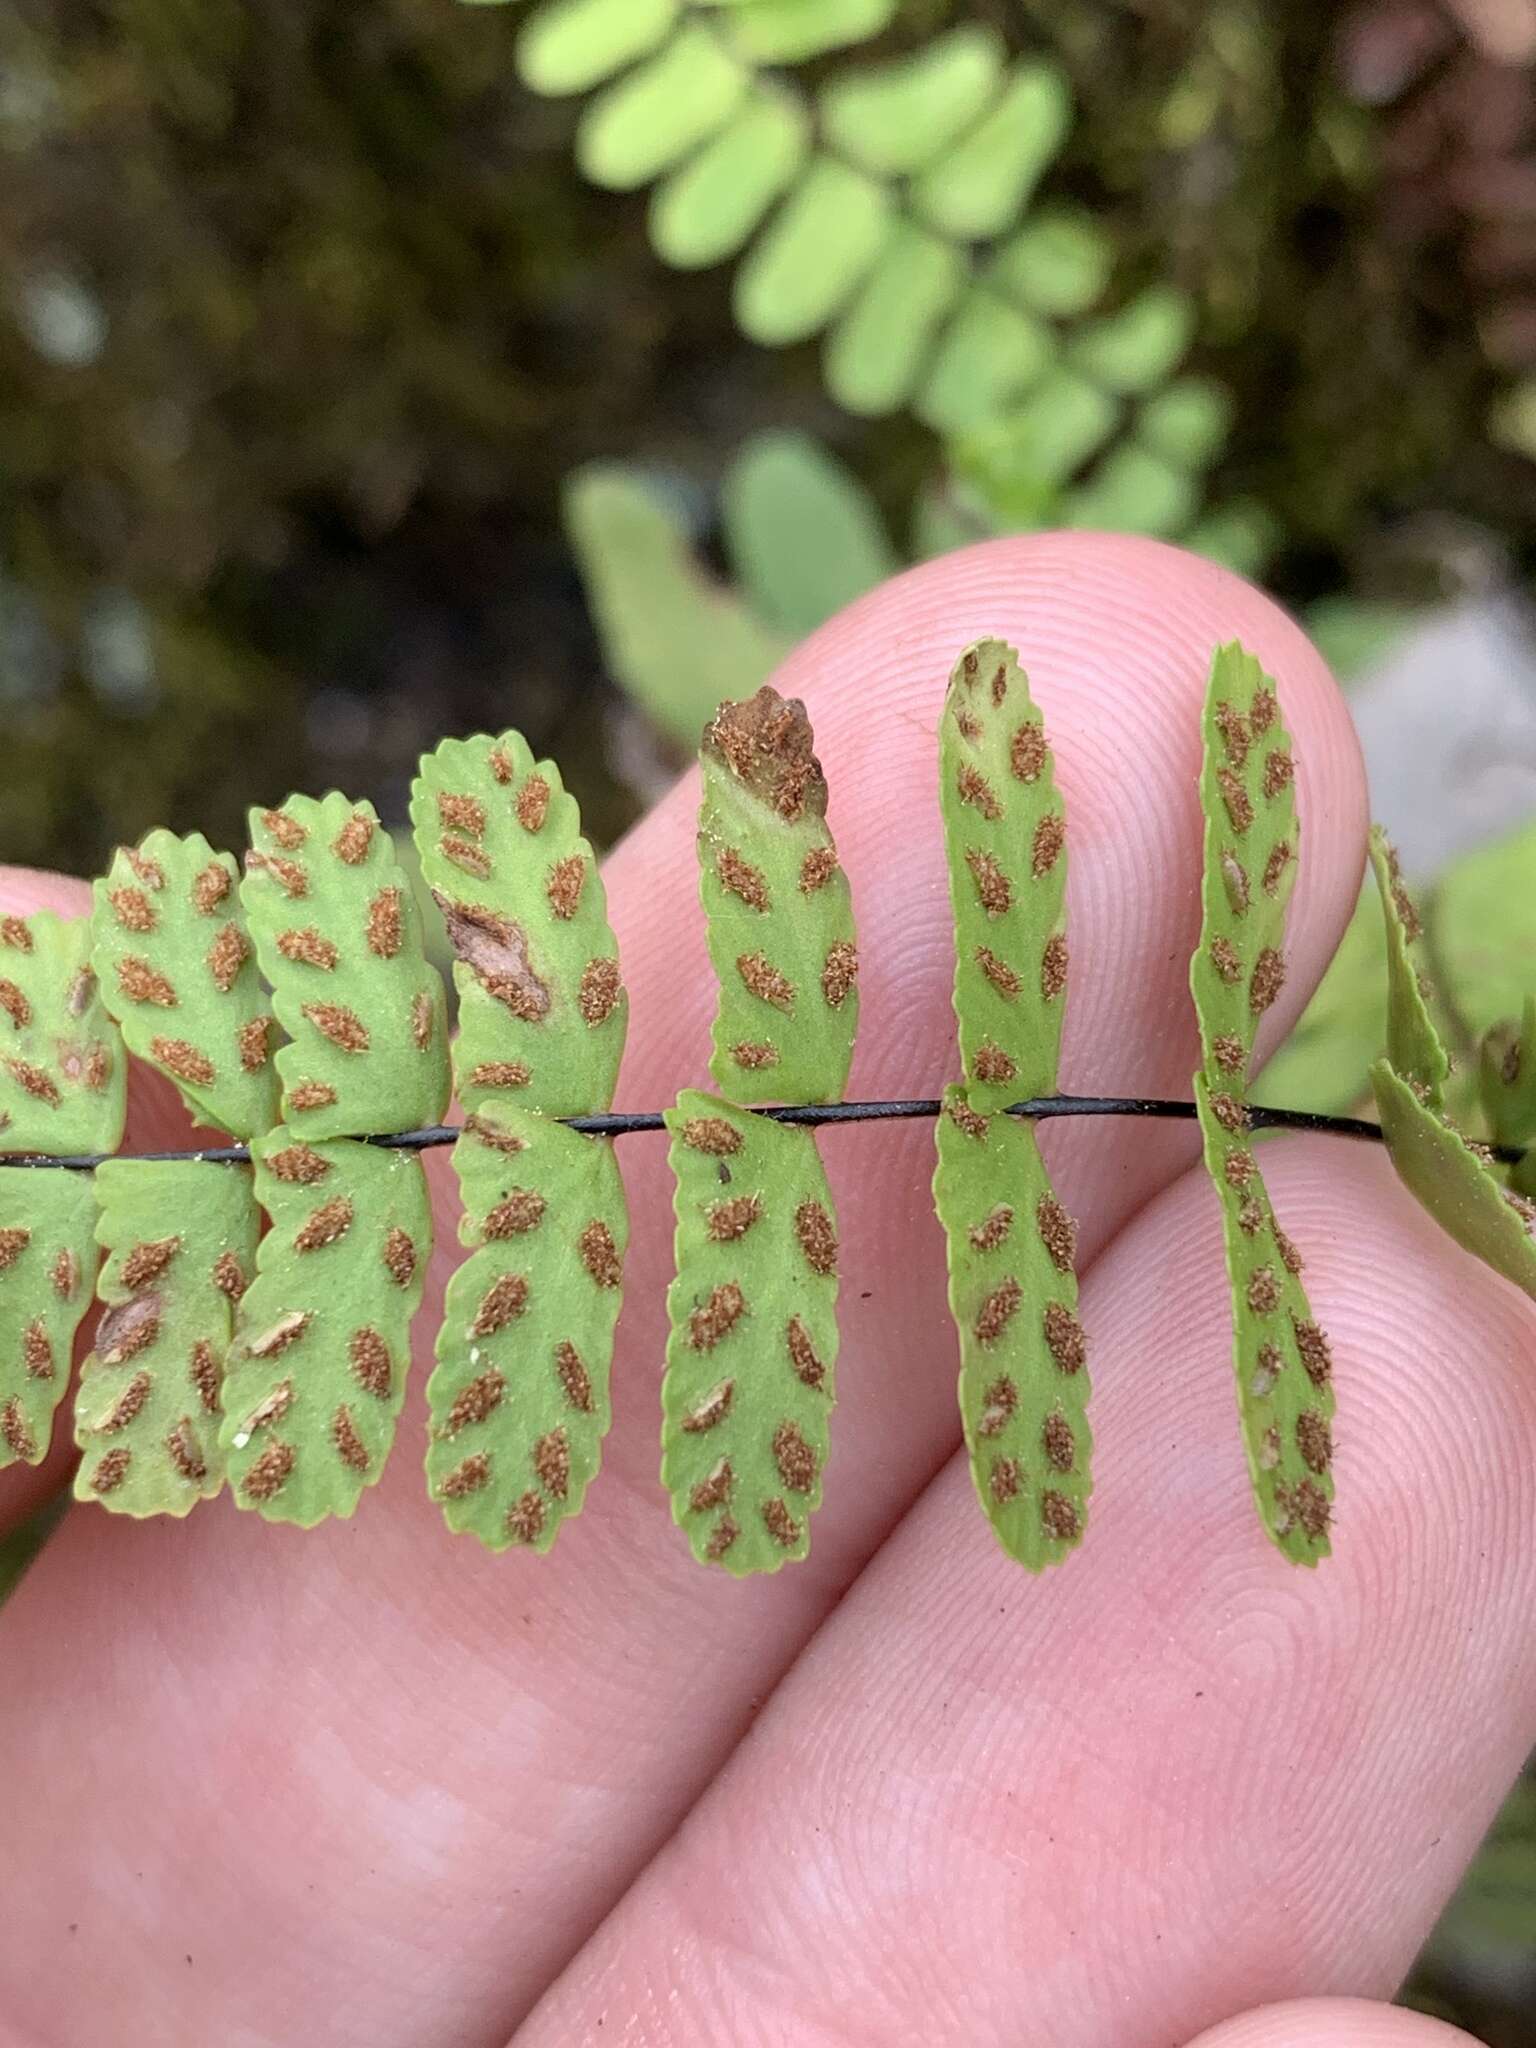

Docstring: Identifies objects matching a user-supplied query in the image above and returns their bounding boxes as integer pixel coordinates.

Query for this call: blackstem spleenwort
[1,641,1533,1571]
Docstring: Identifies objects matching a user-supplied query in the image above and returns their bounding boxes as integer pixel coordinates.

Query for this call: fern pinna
[2,636,1534,1571]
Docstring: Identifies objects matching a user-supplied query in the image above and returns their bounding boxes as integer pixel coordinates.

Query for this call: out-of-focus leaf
[734,155,894,346]
[825,224,965,418]
[93,830,277,1139]
[425,1109,626,1550]
[564,465,790,749]
[649,91,807,268]
[0,1169,97,1470]
[1069,287,1196,395]
[576,24,747,191]
[911,63,1072,240]
[720,432,897,636]
[933,1088,1091,1566]
[1372,1060,1536,1304]
[988,206,1113,320]
[950,371,1119,521]
[819,28,1004,176]
[1065,444,1198,538]
[709,0,898,64]
[1184,501,1282,579]
[1481,996,1536,1157]
[516,0,680,96]
[1304,597,1419,683]
[660,1091,839,1572]
[220,1130,432,1524]
[916,290,1055,435]
[698,687,858,1104]
[1135,378,1235,470]
[1431,816,1536,1043]
[72,1158,258,1515]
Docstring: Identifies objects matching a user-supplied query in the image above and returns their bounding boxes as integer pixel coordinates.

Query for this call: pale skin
[0,533,1532,2048]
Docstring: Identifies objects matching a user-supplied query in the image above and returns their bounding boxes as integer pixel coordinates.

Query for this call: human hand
[0,534,1531,2048]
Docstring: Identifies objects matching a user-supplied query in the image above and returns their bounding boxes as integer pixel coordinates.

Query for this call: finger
[0,536,1367,2047]
[518,1141,1536,2048]
[0,867,202,1531]
[1184,2000,1484,2048]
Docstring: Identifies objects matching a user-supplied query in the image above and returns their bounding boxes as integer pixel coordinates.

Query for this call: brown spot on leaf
[682,1379,734,1432]
[1237,1197,1264,1236]
[1044,1300,1087,1373]
[705,688,826,823]
[445,1368,505,1435]
[333,1407,369,1472]
[1041,1490,1081,1541]
[193,862,230,914]
[22,1320,53,1381]
[5,1058,60,1105]
[683,1116,743,1157]
[761,1498,800,1548]
[535,1427,571,1500]
[247,1311,310,1360]
[246,851,309,898]
[1214,703,1251,768]
[1249,684,1277,735]
[689,1282,745,1351]
[968,1205,1013,1252]
[51,1247,78,1298]
[1210,936,1242,985]
[794,1200,838,1276]
[332,812,374,865]
[773,1420,817,1494]
[0,1226,31,1272]
[546,856,586,921]
[1218,768,1253,834]
[1250,1343,1284,1398]
[972,1043,1017,1085]
[579,958,622,1026]
[121,1236,179,1291]
[965,849,1012,915]
[441,1453,492,1498]
[957,764,1002,820]
[579,1219,623,1290]
[293,1195,354,1252]
[1275,1227,1303,1275]
[1246,1265,1280,1315]
[108,886,156,935]
[302,1002,369,1052]
[484,1191,546,1239]
[89,1447,132,1495]
[464,1114,525,1156]
[515,776,551,833]
[799,846,837,894]
[947,1096,989,1141]
[237,1018,271,1073]
[1262,841,1294,897]
[471,1273,528,1338]
[212,1251,246,1303]
[410,991,435,1051]
[437,791,486,837]
[241,1441,296,1507]
[99,1294,162,1365]
[976,947,1021,998]
[975,1276,1023,1344]
[1224,1149,1257,1187]
[0,916,32,951]
[189,1340,220,1413]
[1010,722,1046,783]
[276,927,338,970]
[1276,1476,1330,1543]
[267,1144,329,1184]
[365,886,403,960]
[1293,1316,1333,1388]
[350,1328,392,1398]
[704,1516,740,1561]
[731,1041,778,1070]
[1032,813,1065,877]
[1210,1092,1249,1134]
[151,1037,217,1087]
[116,956,177,1007]
[1043,1412,1076,1472]
[737,952,795,1011]
[1249,947,1286,1017]
[205,924,248,994]
[1,1399,36,1460]
[489,747,515,784]
[990,1457,1022,1504]
[287,1082,337,1114]
[505,1491,546,1544]
[717,847,769,911]
[1213,1034,1246,1075]
[1035,1195,1077,1273]
[261,808,307,850]
[1297,1410,1332,1474]
[1221,851,1251,915]
[786,1318,825,1390]
[821,940,858,1010]
[707,1194,763,1243]
[123,848,165,890]
[977,1376,1018,1438]
[1041,935,1069,1002]
[1262,749,1294,800]
[470,1061,531,1090]
[689,1460,734,1512]
[555,1341,595,1413]
[93,1369,149,1432]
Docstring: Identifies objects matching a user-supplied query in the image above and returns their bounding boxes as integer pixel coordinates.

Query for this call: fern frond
[0,911,125,1153]
[93,830,277,1138]
[699,686,857,1106]
[425,1109,627,1548]
[933,1087,1090,1566]
[1367,827,1451,1110]
[1481,996,1536,1196]
[1191,643,1334,1564]
[410,732,627,1121]
[242,794,449,1138]
[938,638,1067,1112]
[0,1170,97,1469]
[660,1090,838,1572]
[219,1131,432,1524]
[72,1159,258,1513]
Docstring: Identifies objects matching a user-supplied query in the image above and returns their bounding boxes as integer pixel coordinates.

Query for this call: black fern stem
[0,1097,1523,1171]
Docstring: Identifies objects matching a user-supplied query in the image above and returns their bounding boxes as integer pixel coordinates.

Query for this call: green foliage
[937,638,1066,1111]
[698,687,858,1104]
[93,830,277,1139]
[660,1090,839,1573]
[1481,997,1536,1164]
[411,731,627,1122]
[0,1170,98,1468]
[1190,644,1334,1564]
[425,1109,627,1549]
[1254,889,1384,1117]
[220,1130,433,1525]
[1368,828,1449,1111]
[933,1088,1091,1567]
[242,794,450,1140]
[720,432,899,638]
[1431,817,1536,1043]
[72,1159,258,1515]
[0,912,125,1154]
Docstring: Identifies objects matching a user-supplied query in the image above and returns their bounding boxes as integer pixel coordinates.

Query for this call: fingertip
[1183,1996,1485,2048]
